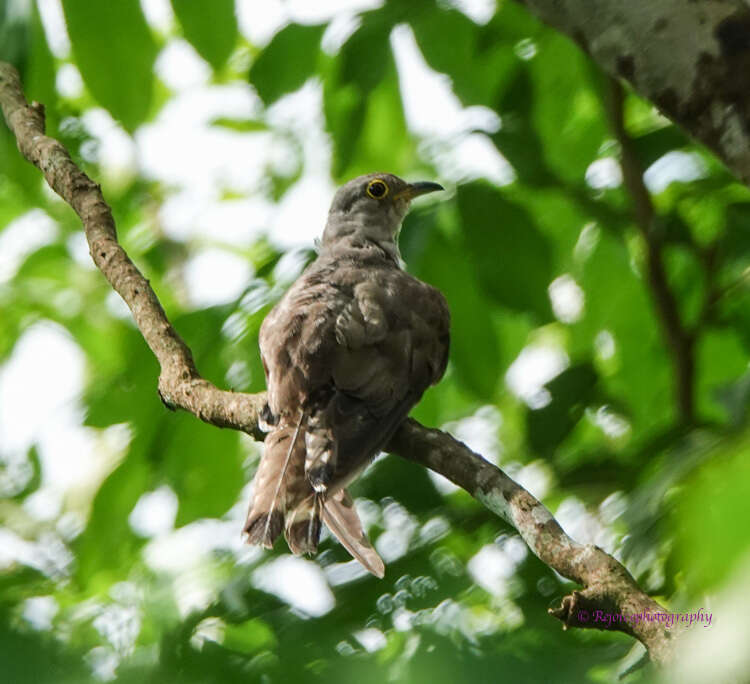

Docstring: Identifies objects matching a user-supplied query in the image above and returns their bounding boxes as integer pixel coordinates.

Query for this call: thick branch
[0,61,675,665]
[0,62,267,440]
[517,0,750,187]
[392,419,677,665]
[607,79,696,425]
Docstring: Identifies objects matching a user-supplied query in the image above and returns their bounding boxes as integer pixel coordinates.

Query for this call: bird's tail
[245,412,385,576]
[322,490,384,578]
[244,413,311,549]
[284,491,322,555]
[281,489,384,577]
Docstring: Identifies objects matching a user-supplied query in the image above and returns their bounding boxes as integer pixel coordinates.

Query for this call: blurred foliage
[1,1,750,683]
[61,0,157,132]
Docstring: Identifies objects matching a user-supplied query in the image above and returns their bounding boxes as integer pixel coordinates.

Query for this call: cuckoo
[245,173,450,577]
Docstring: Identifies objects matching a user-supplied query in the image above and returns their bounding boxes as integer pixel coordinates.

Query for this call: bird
[244,173,450,578]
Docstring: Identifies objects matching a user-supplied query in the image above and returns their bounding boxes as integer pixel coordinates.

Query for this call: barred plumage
[245,174,449,577]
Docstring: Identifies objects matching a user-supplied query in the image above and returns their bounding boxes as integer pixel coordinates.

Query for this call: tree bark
[517,0,750,185]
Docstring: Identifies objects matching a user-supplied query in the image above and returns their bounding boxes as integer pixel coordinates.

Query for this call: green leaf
[660,210,695,247]
[332,57,415,179]
[411,7,513,108]
[12,446,42,500]
[505,184,605,270]
[0,608,89,684]
[457,182,553,319]
[84,325,160,430]
[719,286,750,355]
[209,116,267,132]
[715,372,750,425]
[675,190,727,246]
[527,363,598,455]
[171,0,237,70]
[222,619,276,655]
[77,326,162,583]
[662,245,705,328]
[337,12,392,93]
[571,230,674,435]
[720,202,750,274]
[696,329,749,423]
[674,428,750,592]
[483,20,608,185]
[0,114,44,197]
[323,12,399,178]
[631,125,690,171]
[409,370,480,430]
[323,81,364,179]
[410,8,478,90]
[249,23,324,105]
[163,412,244,526]
[356,455,443,514]
[78,304,248,570]
[14,244,69,284]
[75,453,150,584]
[0,0,30,65]
[528,33,607,183]
[490,67,553,185]
[25,2,57,124]
[61,0,157,131]
[404,207,502,402]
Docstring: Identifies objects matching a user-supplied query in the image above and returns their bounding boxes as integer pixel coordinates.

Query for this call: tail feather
[246,410,385,577]
[244,510,283,550]
[285,493,322,555]
[244,412,305,548]
[322,489,385,578]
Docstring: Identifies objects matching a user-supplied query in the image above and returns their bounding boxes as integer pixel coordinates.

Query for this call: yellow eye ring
[366,179,389,199]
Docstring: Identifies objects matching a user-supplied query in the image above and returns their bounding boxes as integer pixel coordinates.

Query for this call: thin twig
[0,61,676,665]
[606,78,696,425]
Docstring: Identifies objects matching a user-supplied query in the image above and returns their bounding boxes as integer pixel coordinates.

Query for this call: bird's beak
[395,181,444,201]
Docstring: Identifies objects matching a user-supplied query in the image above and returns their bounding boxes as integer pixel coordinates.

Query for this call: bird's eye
[366,179,389,199]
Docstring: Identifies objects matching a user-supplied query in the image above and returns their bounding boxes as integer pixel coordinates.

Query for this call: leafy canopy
[1,1,749,682]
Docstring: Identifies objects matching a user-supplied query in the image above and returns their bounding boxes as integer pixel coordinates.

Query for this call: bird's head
[322,173,443,254]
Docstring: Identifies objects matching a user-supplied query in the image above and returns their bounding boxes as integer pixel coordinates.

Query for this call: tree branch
[606,78,696,425]
[0,61,676,665]
[391,420,677,664]
[516,0,750,187]
[0,63,267,440]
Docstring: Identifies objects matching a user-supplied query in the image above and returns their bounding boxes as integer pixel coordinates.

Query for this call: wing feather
[322,489,385,578]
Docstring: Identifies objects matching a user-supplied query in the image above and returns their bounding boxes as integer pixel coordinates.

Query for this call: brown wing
[306,263,450,491]
[248,252,448,572]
